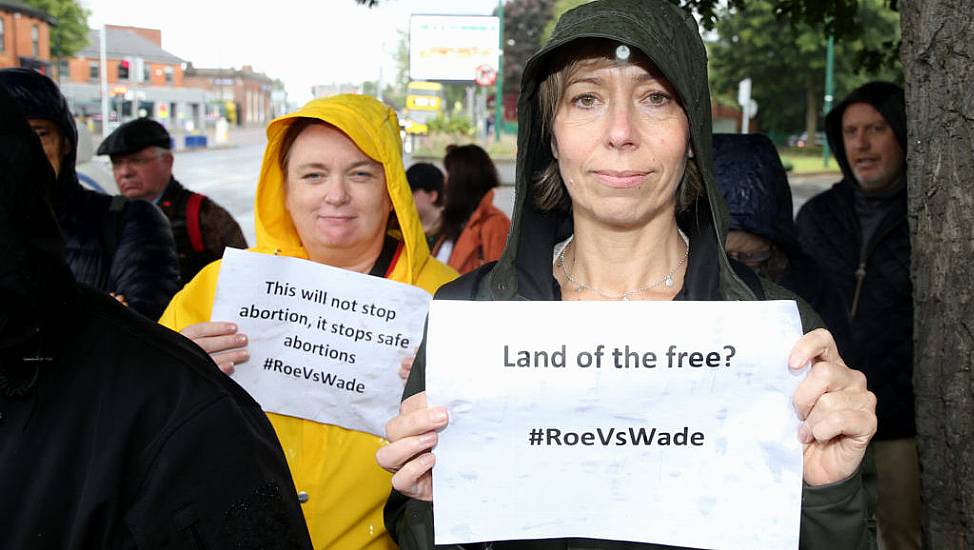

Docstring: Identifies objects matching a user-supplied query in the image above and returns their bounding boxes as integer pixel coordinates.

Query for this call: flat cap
[97,118,172,156]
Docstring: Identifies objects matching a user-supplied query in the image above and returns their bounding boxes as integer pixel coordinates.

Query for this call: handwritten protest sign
[427,300,806,549]
[212,248,431,436]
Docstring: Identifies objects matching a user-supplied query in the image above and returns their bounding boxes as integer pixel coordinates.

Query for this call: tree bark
[901,1,974,547]
[804,77,819,147]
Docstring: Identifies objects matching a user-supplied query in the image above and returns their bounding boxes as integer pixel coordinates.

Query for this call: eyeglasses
[110,154,164,169]
[726,248,772,266]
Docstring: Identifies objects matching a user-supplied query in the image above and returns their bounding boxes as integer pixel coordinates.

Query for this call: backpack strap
[729,259,767,300]
[185,192,206,253]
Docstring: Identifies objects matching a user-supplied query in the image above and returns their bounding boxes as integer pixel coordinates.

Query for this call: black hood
[487,0,753,301]
[0,68,82,208]
[0,85,76,356]
[712,133,796,247]
[824,81,906,184]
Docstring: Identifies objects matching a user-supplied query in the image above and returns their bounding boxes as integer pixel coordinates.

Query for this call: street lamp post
[494,0,504,141]
[100,25,110,138]
[823,34,835,167]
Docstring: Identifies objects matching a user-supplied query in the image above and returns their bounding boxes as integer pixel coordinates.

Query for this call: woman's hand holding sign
[789,328,877,486]
[377,391,448,501]
[180,321,249,375]
[378,328,876,505]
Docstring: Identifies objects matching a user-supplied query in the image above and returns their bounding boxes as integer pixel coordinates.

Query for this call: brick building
[0,0,53,72]
[58,25,207,134]
[183,64,276,126]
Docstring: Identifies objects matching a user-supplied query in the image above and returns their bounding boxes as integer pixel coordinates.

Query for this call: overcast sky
[83,0,501,103]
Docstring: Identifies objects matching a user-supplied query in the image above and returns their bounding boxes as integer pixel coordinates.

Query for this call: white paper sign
[427,300,806,549]
[212,248,432,436]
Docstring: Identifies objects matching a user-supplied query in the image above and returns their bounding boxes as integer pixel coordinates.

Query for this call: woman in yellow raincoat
[159,94,457,548]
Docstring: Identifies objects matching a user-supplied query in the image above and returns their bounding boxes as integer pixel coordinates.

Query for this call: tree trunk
[901,1,974,547]
[804,78,819,147]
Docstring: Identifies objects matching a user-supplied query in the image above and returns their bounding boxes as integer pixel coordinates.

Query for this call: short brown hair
[279,118,330,175]
[533,39,702,213]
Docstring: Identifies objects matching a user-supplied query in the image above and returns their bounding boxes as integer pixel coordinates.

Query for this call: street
[170,128,838,247]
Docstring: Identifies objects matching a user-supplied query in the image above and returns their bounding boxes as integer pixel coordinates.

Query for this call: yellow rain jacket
[159,94,457,549]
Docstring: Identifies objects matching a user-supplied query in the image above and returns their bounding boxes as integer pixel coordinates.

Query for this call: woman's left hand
[790,328,877,486]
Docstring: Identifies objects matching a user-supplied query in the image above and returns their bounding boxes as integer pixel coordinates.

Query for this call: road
[170,128,838,246]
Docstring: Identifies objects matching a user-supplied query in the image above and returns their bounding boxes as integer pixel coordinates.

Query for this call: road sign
[475,64,497,87]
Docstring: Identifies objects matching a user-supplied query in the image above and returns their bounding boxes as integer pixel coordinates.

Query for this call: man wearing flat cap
[99,119,247,283]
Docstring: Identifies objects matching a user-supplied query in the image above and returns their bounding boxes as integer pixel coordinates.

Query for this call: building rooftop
[184,64,274,84]
[76,27,185,65]
[0,1,56,24]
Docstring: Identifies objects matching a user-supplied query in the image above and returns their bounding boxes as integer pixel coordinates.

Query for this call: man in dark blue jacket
[0,69,179,320]
[796,82,918,549]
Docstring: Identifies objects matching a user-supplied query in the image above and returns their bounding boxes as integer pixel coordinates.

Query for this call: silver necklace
[556,234,689,301]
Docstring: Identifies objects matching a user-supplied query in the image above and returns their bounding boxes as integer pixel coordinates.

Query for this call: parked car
[786,131,826,148]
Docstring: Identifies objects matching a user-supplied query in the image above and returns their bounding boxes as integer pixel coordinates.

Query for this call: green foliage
[541,0,592,44]
[442,84,468,113]
[393,30,409,90]
[428,114,475,136]
[22,0,90,59]
[378,30,410,111]
[497,0,556,94]
[708,0,901,135]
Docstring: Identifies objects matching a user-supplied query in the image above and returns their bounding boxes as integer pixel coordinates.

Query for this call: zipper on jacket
[851,262,866,318]
[850,215,904,320]
[836,181,905,321]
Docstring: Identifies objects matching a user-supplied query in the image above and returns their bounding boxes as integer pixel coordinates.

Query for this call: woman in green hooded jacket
[378,1,877,548]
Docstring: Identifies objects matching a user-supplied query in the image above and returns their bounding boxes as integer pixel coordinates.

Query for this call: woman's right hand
[376,391,449,501]
[180,321,249,375]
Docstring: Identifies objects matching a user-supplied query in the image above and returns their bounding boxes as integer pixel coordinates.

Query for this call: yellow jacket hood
[255,93,436,286]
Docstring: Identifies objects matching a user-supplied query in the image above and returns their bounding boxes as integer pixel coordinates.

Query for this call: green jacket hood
[489,0,753,302]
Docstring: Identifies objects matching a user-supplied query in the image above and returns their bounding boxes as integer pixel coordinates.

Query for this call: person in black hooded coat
[0,85,312,550]
[795,81,918,549]
[377,1,878,548]
[712,133,853,356]
[0,68,179,320]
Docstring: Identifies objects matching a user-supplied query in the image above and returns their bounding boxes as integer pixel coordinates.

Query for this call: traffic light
[118,58,131,80]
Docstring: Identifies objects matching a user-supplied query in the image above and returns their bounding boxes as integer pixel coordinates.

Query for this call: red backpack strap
[185,192,206,253]
[384,240,404,278]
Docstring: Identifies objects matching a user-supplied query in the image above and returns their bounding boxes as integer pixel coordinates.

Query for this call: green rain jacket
[386,1,875,548]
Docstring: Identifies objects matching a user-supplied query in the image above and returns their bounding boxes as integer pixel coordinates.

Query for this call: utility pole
[100,25,110,138]
[822,34,835,166]
[494,0,504,141]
